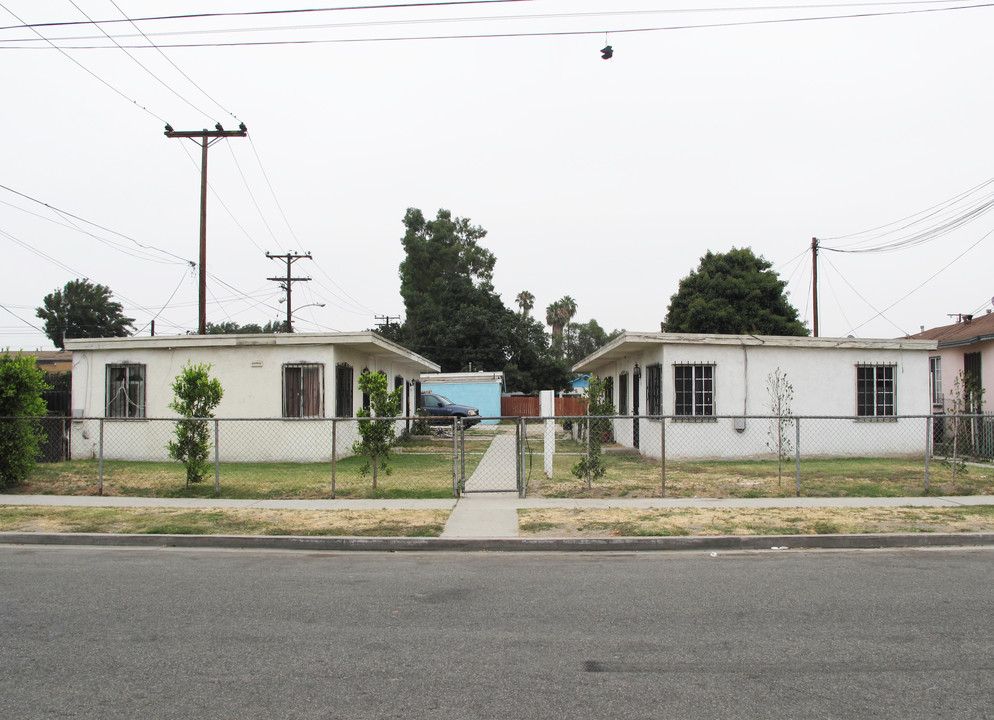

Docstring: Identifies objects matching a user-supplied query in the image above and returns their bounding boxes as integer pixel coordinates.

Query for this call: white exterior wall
[578,334,935,460]
[66,333,437,462]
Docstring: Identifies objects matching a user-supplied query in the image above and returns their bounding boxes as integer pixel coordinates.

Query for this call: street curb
[3,532,994,553]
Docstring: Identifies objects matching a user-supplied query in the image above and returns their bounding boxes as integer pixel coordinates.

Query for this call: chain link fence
[7,413,994,499]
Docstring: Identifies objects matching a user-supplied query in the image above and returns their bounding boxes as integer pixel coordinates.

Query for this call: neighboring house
[64,332,439,462]
[569,374,590,394]
[573,331,936,460]
[419,371,505,424]
[909,311,994,413]
[2,349,73,374]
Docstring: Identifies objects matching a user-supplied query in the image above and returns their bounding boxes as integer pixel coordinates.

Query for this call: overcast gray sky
[2,0,992,351]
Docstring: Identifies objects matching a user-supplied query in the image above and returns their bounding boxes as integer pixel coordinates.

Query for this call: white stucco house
[572,332,937,460]
[64,332,439,462]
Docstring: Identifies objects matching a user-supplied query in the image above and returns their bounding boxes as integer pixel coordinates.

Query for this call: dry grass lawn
[0,506,450,537]
[518,505,994,537]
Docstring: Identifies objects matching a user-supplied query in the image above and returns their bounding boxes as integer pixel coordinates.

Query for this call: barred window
[105,364,145,418]
[674,364,714,417]
[283,364,323,418]
[618,372,629,415]
[603,376,614,406]
[335,363,354,417]
[646,364,662,416]
[856,364,895,417]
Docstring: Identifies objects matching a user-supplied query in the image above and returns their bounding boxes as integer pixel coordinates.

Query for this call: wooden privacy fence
[500,396,588,417]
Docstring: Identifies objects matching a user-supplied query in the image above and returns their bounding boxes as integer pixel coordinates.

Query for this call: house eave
[64,331,441,372]
[572,331,937,372]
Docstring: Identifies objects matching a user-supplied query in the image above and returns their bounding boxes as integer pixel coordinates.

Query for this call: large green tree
[37,279,135,349]
[398,208,516,373]
[663,248,807,336]
[561,319,623,366]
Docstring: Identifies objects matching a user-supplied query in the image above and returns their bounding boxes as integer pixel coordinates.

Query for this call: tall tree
[37,279,135,349]
[545,296,577,338]
[561,318,623,365]
[663,248,808,336]
[515,290,535,317]
[398,208,514,372]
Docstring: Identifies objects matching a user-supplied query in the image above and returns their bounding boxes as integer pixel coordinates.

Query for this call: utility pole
[164,123,247,334]
[375,315,400,330]
[266,251,313,332]
[811,237,820,338]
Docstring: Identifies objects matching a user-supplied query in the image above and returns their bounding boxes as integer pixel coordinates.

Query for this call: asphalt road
[1,546,992,719]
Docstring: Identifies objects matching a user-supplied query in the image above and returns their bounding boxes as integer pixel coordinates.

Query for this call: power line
[106,0,241,124]
[0,183,196,266]
[64,0,215,120]
[0,1,540,32]
[3,2,990,49]
[0,2,167,122]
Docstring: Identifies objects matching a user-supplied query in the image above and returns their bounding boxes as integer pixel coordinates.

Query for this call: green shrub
[0,353,50,488]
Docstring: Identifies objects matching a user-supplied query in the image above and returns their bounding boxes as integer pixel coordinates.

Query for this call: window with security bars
[674,364,714,418]
[335,363,354,417]
[105,364,145,418]
[618,373,629,414]
[646,363,662,416]
[603,376,614,406]
[856,364,895,417]
[283,364,323,418]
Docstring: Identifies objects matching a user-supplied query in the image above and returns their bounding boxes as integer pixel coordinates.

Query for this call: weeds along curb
[3,532,994,553]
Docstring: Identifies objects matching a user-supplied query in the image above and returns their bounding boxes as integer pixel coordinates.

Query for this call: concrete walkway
[462,435,518,493]
[3,493,993,540]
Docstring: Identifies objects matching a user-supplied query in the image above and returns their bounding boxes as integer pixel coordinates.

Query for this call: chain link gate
[454,417,523,496]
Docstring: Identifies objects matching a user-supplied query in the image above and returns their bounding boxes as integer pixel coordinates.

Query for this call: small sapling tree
[352,370,402,488]
[571,374,616,489]
[765,367,794,487]
[0,353,50,488]
[945,370,985,484]
[167,363,223,489]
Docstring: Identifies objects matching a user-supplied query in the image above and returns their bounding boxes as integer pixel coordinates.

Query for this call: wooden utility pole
[164,123,247,334]
[811,237,820,337]
[266,251,312,332]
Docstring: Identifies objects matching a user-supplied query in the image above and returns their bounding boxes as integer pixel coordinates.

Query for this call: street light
[277,301,325,332]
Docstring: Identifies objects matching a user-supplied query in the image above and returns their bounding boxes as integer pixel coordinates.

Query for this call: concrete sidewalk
[3,493,993,541]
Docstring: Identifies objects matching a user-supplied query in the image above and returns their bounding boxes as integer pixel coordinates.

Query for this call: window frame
[929,356,942,407]
[618,372,629,415]
[646,363,662,416]
[282,363,324,418]
[335,363,354,418]
[105,363,146,418]
[856,363,896,419]
[673,363,715,420]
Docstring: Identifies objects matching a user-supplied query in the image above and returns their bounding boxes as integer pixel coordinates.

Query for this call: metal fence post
[452,419,459,497]
[924,415,931,492]
[660,415,666,497]
[459,418,466,486]
[331,419,337,500]
[98,418,104,496]
[518,417,526,497]
[214,418,220,497]
[794,417,801,497]
[585,407,591,491]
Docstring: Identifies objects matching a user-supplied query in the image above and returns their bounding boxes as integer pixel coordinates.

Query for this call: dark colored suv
[420,393,481,427]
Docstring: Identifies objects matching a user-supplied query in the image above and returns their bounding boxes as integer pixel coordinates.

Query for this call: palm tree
[545,296,578,337]
[515,290,535,317]
[546,300,564,336]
